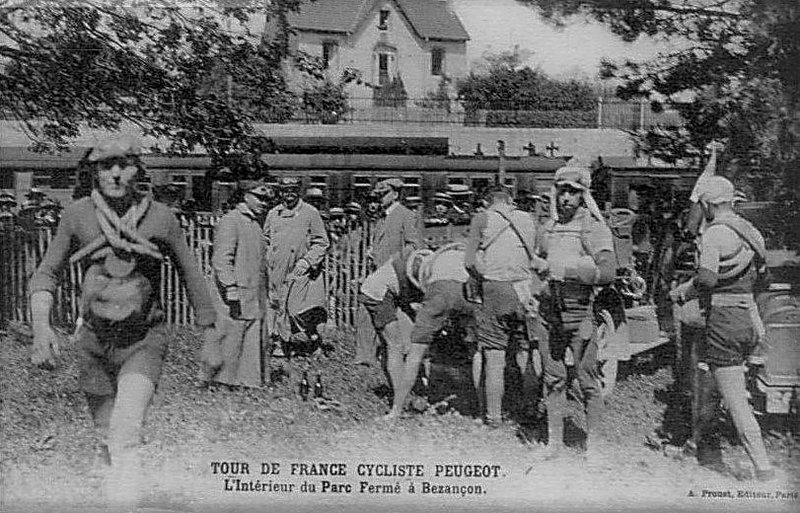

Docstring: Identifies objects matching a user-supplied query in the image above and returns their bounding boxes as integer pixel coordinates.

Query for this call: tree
[0,0,305,163]
[517,0,800,247]
[457,49,596,127]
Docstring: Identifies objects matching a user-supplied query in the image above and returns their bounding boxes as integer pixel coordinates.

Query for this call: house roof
[289,0,469,41]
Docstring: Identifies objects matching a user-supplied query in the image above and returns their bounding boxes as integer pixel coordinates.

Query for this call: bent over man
[29,136,220,504]
[670,176,774,481]
[538,164,615,456]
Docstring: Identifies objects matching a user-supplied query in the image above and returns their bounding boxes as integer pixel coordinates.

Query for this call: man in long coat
[264,177,330,356]
[210,180,272,387]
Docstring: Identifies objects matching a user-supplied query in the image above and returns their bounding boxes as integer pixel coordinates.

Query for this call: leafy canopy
[0,0,306,158]
[518,0,800,247]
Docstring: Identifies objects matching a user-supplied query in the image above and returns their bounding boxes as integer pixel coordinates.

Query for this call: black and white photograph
[0,1,798,512]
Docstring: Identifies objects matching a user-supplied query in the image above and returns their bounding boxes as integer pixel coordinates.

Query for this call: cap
[87,135,142,162]
[405,196,422,206]
[305,187,324,199]
[554,166,591,190]
[433,192,453,202]
[26,187,44,197]
[446,184,471,194]
[278,176,301,189]
[240,180,273,199]
[344,201,362,214]
[373,178,404,195]
[328,207,345,218]
[696,175,735,204]
[0,192,16,204]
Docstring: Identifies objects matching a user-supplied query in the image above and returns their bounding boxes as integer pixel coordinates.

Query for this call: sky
[453,0,675,81]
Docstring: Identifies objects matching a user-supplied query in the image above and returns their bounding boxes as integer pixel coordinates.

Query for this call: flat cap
[344,201,362,214]
[373,178,404,195]
[696,175,735,204]
[305,187,325,198]
[278,176,301,188]
[239,180,273,198]
[433,192,453,202]
[87,135,142,162]
[0,192,16,203]
[328,207,345,217]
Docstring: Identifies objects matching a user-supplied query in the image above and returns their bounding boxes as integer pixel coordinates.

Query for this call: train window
[171,174,187,184]
[447,176,466,186]
[32,170,51,188]
[309,175,327,187]
[471,177,491,192]
[402,176,420,195]
[48,169,72,189]
[354,175,372,188]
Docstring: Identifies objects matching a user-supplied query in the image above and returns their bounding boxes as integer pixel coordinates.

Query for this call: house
[287,0,470,100]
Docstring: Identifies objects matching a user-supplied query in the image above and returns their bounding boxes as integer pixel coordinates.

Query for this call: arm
[402,208,421,252]
[566,219,616,285]
[165,211,216,327]
[299,208,330,268]
[211,214,239,301]
[29,213,75,368]
[463,212,486,276]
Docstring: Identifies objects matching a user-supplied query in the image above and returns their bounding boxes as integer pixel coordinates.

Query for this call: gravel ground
[1,324,798,513]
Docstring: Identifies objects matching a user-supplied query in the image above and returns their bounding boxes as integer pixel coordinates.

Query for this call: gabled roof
[289,0,469,41]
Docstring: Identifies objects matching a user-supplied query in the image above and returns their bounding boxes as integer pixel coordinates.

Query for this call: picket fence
[0,216,381,330]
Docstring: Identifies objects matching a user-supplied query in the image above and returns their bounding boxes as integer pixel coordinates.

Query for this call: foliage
[302,79,350,124]
[0,0,305,163]
[373,75,408,108]
[456,51,596,116]
[518,0,800,248]
[415,76,452,112]
[485,109,596,128]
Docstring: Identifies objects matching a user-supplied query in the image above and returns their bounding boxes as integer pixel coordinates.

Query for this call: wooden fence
[0,216,383,330]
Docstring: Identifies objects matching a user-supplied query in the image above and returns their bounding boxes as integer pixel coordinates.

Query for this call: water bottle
[299,372,310,401]
[314,374,324,399]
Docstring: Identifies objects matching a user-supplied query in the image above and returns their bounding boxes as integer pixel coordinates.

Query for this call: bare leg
[105,373,155,506]
[484,349,506,424]
[385,343,429,419]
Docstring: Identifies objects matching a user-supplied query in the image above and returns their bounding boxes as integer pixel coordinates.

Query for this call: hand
[531,255,549,274]
[199,324,224,372]
[31,325,60,370]
[668,287,685,305]
[291,259,310,279]
[227,300,242,319]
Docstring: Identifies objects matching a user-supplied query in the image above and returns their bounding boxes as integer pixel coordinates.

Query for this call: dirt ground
[1,324,798,513]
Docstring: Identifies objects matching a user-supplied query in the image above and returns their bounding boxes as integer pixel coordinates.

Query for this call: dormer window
[322,41,337,69]
[378,9,389,30]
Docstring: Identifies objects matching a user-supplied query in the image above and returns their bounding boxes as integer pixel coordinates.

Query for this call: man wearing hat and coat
[357,178,421,365]
[28,135,221,504]
[537,162,616,457]
[263,176,330,356]
[669,175,775,481]
[210,180,273,388]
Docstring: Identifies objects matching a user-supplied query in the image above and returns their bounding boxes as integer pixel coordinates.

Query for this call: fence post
[639,98,647,130]
[597,97,604,129]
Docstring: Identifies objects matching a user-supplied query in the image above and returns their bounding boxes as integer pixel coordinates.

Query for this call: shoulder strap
[493,209,536,261]
[478,212,511,251]
[708,216,767,262]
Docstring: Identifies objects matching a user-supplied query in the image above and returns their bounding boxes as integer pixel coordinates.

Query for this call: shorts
[705,305,757,367]
[77,323,169,396]
[474,281,528,352]
[411,280,474,346]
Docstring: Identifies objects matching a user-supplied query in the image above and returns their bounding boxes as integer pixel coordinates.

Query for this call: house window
[322,41,336,69]
[378,9,389,30]
[378,53,390,86]
[309,175,327,188]
[431,47,444,76]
